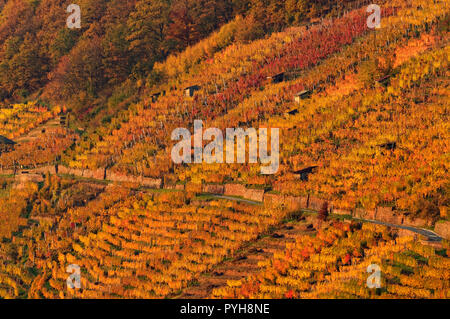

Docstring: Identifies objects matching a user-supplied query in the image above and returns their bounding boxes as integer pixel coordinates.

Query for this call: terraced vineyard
[0,126,78,169]
[62,4,378,175]
[212,222,450,299]
[0,0,448,301]
[0,185,289,298]
[0,102,60,139]
[1,183,447,299]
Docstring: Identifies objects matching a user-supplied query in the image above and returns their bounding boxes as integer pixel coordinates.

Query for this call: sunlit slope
[58,0,450,218]
[62,5,376,174]
[212,222,450,299]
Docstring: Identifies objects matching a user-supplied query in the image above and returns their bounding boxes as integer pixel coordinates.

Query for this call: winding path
[2,165,442,243]
[209,195,263,205]
[355,218,442,242]
[209,194,443,242]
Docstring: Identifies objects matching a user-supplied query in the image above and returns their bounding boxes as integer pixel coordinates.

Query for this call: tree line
[0,0,352,117]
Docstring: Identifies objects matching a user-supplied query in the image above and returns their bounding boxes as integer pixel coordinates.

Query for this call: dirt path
[355,218,442,242]
[209,195,262,205]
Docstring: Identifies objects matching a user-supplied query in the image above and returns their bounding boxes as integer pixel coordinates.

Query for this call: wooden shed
[294,90,311,103]
[151,90,166,103]
[377,142,397,151]
[294,166,318,181]
[151,92,161,103]
[267,72,285,84]
[185,85,201,97]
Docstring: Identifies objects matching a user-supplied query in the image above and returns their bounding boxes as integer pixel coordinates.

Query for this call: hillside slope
[0,0,448,300]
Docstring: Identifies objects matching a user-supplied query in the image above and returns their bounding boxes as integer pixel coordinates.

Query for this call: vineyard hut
[377,142,397,151]
[0,135,16,154]
[267,72,285,84]
[185,85,201,97]
[151,91,166,103]
[294,166,318,181]
[294,90,311,103]
[151,92,161,102]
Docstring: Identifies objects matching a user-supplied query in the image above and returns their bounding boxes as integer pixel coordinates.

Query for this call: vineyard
[61,4,378,174]
[0,0,448,300]
[0,102,60,139]
[212,222,450,299]
[0,181,448,299]
[0,184,287,298]
[57,0,449,219]
[0,127,78,169]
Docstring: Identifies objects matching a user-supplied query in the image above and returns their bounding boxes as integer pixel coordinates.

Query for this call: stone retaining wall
[264,193,309,211]
[308,196,327,212]
[435,221,450,240]
[224,184,247,198]
[284,195,308,211]
[203,184,224,194]
[223,184,265,202]
[2,165,162,189]
[185,182,202,193]
[33,166,57,175]
[83,168,105,180]
[3,164,443,236]
[402,215,433,228]
[206,183,440,235]
[244,188,265,202]
[375,206,403,225]
[164,184,185,191]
